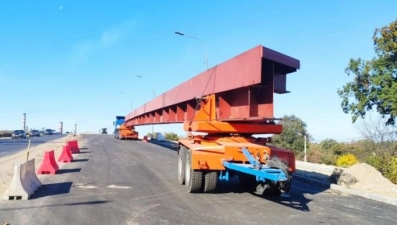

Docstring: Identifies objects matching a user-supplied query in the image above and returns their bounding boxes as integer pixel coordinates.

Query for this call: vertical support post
[74,124,77,136]
[151,91,155,138]
[23,113,26,131]
[59,122,63,134]
[304,135,307,162]
[25,139,31,162]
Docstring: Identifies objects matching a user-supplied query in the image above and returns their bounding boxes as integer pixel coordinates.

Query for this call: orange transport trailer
[124,45,300,195]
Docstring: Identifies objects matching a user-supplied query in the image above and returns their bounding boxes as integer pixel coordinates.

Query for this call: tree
[271,115,311,156]
[146,132,156,138]
[165,132,179,141]
[319,138,344,155]
[337,18,397,125]
[355,113,397,143]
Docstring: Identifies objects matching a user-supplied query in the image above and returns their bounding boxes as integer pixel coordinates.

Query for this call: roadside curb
[293,172,397,207]
[329,184,397,207]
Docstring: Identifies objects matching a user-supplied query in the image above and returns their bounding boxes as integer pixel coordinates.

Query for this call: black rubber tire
[178,146,187,185]
[185,150,203,193]
[267,157,292,195]
[203,171,218,193]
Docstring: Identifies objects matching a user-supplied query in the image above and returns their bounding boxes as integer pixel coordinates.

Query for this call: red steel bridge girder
[125,45,300,128]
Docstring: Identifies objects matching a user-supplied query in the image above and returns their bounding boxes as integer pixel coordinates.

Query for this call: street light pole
[136,75,156,138]
[297,132,307,162]
[174,31,208,70]
[119,92,132,111]
[304,134,307,162]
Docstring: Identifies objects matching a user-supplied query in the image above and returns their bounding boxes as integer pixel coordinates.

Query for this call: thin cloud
[70,19,138,66]
[70,40,94,66]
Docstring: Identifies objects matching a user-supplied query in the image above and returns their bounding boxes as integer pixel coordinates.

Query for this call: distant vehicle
[44,129,53,135]
[12,130,27,139]
[30,130,40,137]
[113,116,138,140]
[101,128,107,134]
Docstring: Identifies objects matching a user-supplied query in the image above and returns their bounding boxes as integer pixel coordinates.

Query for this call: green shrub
[366,155,387,172]
[320,153,338,165]
[336,153,358,167]
[383,157,397,184]
[165,132,179,141]
[146,132,156,138]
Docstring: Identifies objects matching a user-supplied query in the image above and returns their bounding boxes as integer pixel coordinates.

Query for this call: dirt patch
[337,163,397,197]
[0,134,88,196]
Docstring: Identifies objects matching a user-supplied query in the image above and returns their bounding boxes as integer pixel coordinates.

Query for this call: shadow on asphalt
[72,159,89,162]
[58,168,82,174]
[76,151,91,154]
[209,177,321,212]
[149,139,332,212]
[80,147,89,150]
[293,170,334,188]
[31,182,73,199]
[148,140,178,151]
[1,200,111,211]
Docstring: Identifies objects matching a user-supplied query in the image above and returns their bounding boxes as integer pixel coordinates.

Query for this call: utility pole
[74,124,77,136]
[136,75,156,139]
[119,92,132,111]
[22,113,26,131]
[59,122,63,134]
[296,132,307,162]
[175,31,209,70]
[304,135,307,162]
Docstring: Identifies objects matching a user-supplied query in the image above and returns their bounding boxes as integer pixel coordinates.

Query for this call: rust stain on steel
[125,45,300,124]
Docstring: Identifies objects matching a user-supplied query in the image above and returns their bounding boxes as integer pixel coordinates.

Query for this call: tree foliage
[338,18,397,125]
[319,138,344,155]
[355,113,397,143]
[271,115,310,156]
[146,132,156,138]
[164,132,179,141]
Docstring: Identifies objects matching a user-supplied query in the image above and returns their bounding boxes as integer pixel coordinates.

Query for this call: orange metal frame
[178,94,296,173]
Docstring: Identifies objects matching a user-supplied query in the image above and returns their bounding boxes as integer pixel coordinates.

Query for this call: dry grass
[0,130,12,138]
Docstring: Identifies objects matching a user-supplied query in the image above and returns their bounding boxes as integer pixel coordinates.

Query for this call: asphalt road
[0,134,396,225]
[0,135,67,158]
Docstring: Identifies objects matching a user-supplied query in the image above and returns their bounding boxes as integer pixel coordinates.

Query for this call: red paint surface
[125,45,300,127]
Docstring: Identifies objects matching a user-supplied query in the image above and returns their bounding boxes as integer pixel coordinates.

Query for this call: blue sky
[0,1,395,142]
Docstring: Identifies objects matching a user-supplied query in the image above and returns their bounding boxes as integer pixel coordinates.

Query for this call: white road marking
[75,184,97,189]
[107,185,132,189]
[78,185,97,189]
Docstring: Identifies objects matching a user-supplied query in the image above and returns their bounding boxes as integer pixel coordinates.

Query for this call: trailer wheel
[203,171,218,193]
[267,157,292,195]
[178,146,187,185]
[185,150,203,193]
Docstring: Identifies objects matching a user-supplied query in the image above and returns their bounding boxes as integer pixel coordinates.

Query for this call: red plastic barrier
[58,145,73,163]
[67,140,80,153]
[37,150,59,174]
[143,136,148,142]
